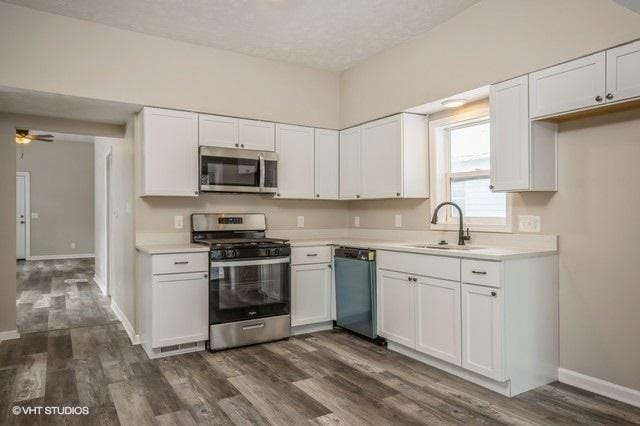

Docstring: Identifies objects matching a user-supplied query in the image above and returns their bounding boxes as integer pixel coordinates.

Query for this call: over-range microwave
[199,146,278,194]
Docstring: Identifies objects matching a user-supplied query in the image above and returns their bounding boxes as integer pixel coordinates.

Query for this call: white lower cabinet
[152,272,209,348]
[461,284,504,381]
[291,248,332,327]
[138,250,210,358]
[379,270,415,348]
[416,277,461,366]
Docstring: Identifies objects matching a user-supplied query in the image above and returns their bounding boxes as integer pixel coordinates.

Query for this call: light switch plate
[518,215,541,233]
[174,215,184,229]
[395,214,402,228]
[354,216,360,228]
[31,212,39,219]
[297,216,304,228]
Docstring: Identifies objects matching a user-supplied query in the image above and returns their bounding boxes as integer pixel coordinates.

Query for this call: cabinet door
[606,40,640,103]
[291,263,332,327]
[361,115,402,199]
[199,114,239,148]
[461,284,504,381]
[378,269,415,348]
[529,52,606,118]
[275,124,315,199]
[314,129,339,200]
[490,76,530,192]
[141,107,199,196]
[415,277,461,366]
[339,127,362,200]
[239,119,275,151]
[152,272,209,348]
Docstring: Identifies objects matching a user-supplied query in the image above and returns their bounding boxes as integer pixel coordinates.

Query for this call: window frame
[429,106,512,233]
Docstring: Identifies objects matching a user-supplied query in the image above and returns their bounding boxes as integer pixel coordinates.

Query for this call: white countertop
[136,243,210,255]
[288,238,557,261]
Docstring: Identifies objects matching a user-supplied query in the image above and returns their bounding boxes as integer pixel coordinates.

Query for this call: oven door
[200,146,277,193]
[210,257,290,324]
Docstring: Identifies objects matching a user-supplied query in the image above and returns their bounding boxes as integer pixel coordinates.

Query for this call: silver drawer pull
[471,270,487,275]
[242,323,265,331]
[306,253,318,257]
[174,261,189,265]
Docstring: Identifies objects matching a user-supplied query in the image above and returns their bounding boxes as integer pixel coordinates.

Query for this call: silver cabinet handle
[491,291,497,297]
[242,323,265,331]
[174,261,189,265]
[412,277,417,282]
[407,276,412,281]
[235,143,239,147]
[595,95,603,102]
[471,270,487,275]
[306,253,318,257]
[606,93,614,100]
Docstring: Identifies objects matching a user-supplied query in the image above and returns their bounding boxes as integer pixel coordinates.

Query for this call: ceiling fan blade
[33,137,54,142]
[31,134,54,139]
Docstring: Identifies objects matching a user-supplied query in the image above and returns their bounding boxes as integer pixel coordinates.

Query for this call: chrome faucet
[430,202,471,246]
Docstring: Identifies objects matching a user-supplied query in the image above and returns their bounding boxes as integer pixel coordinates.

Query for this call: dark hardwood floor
[2,259,639,425]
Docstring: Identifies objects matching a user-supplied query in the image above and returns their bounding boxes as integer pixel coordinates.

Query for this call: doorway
[15,172,30,260]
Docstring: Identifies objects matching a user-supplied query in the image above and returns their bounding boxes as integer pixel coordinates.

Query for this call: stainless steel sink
[405,243,484,251]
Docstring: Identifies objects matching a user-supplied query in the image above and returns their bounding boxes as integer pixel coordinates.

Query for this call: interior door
[16,174,26,259]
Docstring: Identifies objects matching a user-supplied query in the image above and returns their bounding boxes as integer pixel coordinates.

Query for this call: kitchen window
[429,105,510,232]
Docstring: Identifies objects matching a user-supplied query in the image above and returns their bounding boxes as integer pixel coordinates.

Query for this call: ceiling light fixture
[15,135,31,145]
[441,98,467,108]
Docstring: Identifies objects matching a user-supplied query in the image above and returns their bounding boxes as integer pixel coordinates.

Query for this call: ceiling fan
[15,129,54,145]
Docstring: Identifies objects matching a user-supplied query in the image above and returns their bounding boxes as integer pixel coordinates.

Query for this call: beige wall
[339,0,640,128]
[136,195,349,234]
[0,113,123,333]
[17,139,95,257]
[0,2,340,129]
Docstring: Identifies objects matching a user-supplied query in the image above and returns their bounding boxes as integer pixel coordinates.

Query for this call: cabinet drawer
[377,251,460,282]
[461,259,501,288]
[291,246,332,265]
[152,252,209,275]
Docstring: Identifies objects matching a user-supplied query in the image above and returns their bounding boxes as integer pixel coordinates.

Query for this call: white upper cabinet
[339,126,362,200]
[199,114,275,151]
[275,124,315,199]
[490,76,531,192]
[341,113,428,200]
[606,40,640,104]
[361,115,402,199]
[490,76,557,192]
[139,107,199,197]
[529,52,606,118]
[314,129,339,200]
[238,119,275,151]
[199,114,239,148]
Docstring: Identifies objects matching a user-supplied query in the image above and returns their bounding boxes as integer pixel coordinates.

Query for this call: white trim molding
[559,368,640,408]
[16,172,31,260]
[110,299,140,345]
[0,329,20,342]
[28,253,95,261]
[93,275,107,296]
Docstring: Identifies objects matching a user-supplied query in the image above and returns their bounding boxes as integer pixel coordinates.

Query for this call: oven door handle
[259,154,265,189]
[210,257,290,268]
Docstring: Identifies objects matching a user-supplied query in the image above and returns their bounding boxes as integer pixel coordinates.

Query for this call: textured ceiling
[2,0,479,71]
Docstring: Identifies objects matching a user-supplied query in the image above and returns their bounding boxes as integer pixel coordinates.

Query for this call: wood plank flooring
[2,259,640,425]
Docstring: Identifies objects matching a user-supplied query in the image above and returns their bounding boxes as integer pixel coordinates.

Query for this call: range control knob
[271,248,280,256]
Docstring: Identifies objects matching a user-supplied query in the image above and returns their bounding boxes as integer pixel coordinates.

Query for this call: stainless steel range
[191,213,291,351]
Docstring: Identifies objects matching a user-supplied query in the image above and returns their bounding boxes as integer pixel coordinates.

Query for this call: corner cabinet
[138,107,199,197]
[275,124,315,199]
[490,76,557,192]
[340,113,428,200]
[314,129,340,200]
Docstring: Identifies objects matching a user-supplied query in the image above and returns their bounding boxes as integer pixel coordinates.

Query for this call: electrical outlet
[354,216,360,228]
[174,215,184,229]
[297,216,305,228]
[395,214,402,228]
[518,215,541,233]
[70,242,76,249]
[31,212,38,219]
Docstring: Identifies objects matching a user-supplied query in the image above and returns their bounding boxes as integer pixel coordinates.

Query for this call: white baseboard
[291,321,334,336]
[28,253,95,261]
[559,368,640,408]
[93,275,107,296]
[0,329,20,342]
[110,299,140,345]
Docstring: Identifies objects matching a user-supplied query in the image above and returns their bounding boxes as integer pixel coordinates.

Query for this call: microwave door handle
[259,154,265,189]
